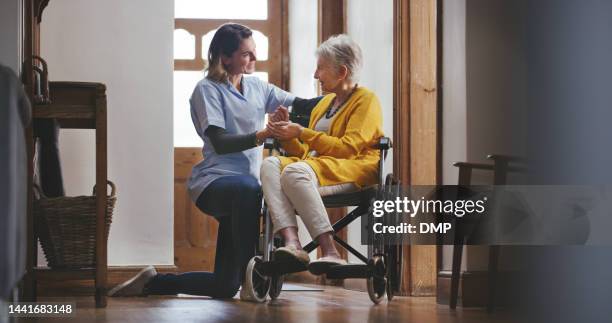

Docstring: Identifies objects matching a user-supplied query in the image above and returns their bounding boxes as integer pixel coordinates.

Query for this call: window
[173,0,288,147]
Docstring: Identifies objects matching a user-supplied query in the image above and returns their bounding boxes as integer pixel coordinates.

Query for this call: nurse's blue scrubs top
[188,76,295,202]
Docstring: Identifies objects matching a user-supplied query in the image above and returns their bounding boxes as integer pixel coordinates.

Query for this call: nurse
[108,23,315,299]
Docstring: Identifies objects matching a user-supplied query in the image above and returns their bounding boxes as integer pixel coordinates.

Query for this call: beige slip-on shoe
[274,245,310,265]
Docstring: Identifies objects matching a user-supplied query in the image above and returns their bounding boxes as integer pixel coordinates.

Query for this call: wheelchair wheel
[269,275,284,300]
[241,256,270,302]
[367,256,387,304]
[385,245,401,301]
[385,253,395,301]
[367,276,387,304]
[386,278,394,301]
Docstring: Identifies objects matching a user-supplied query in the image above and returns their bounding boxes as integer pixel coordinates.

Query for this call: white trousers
[260,157,357,239]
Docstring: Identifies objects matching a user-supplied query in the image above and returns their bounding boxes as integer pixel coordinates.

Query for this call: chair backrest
[289,96,319,128]
[289,112,311,128]
[451,154,527,245]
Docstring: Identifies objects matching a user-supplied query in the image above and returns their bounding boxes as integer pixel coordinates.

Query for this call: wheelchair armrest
[373,137,392,151]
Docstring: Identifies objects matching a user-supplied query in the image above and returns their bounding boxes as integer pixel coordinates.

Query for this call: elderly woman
[261,35,384,274]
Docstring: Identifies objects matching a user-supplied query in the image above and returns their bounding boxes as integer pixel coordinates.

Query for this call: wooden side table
[25,81,109,307]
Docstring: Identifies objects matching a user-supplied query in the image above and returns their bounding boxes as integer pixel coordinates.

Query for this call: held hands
[267,120,303,140]
[263,106,301,141]
[269,106,289,123]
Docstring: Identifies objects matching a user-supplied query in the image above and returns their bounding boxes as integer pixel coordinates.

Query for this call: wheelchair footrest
[325,264,370,279]
[256,259,308,276]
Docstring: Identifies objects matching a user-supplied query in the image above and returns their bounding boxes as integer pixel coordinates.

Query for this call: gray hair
[316,34,363,83]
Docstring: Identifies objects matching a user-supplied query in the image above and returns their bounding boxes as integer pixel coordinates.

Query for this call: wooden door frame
[318,0,346,43]
[393,0,440,296]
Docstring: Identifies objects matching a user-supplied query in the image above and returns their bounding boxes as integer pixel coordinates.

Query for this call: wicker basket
[34,181,116,269]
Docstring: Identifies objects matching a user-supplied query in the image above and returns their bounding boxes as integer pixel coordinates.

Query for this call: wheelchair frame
[240,135,402,304]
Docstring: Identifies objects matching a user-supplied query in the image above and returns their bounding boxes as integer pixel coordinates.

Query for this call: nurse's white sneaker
[108,265,157,297]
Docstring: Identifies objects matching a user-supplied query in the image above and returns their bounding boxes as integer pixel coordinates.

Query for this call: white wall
[41,0,175,266]
[0,0,22,74]
[346,0,394,264]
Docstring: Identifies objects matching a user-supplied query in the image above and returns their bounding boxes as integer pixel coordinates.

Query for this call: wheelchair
[240,112,402,304]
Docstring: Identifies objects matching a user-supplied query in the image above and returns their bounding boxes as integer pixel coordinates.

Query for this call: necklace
[325,84,358,119]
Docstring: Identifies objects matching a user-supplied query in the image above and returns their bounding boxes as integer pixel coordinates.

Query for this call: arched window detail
[200,29,217,61]
[251,30,269,61]
[174,29,196,60]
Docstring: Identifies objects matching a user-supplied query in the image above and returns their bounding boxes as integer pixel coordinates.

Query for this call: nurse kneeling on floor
[108,23,317,299]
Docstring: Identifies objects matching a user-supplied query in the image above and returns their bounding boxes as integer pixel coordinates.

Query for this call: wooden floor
[19,284,514,323]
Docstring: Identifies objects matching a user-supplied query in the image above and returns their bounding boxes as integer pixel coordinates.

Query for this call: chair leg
[95,287,107,308]
[450,241,464,309]
[487,246,500,313]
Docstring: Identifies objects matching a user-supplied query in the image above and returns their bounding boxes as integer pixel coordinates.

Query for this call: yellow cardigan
[278,87,384,188]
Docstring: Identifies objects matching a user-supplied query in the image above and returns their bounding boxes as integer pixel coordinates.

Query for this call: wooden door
[174,148,218,272]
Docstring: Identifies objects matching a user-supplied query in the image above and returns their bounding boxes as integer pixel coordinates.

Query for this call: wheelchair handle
[373,137,392,150]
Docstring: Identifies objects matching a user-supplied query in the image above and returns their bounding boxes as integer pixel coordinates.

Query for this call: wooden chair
[449,154,525,311]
